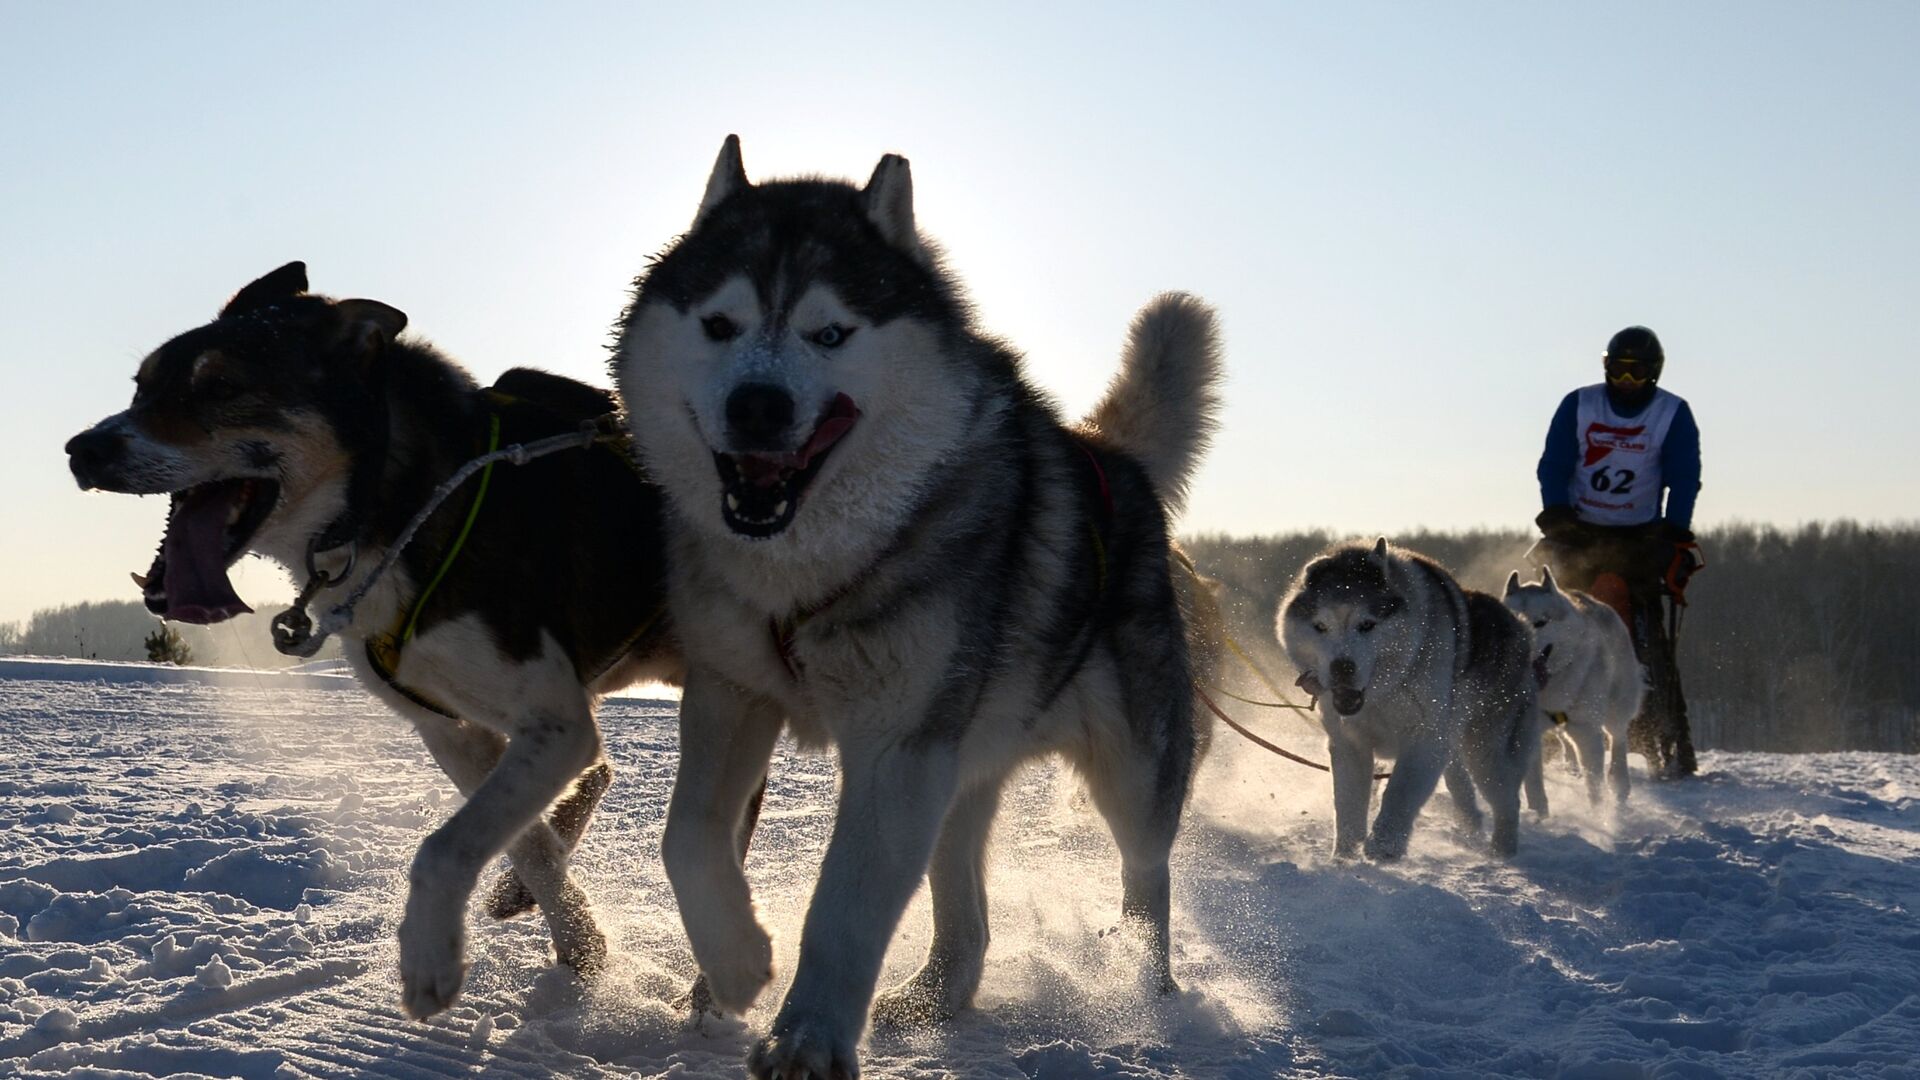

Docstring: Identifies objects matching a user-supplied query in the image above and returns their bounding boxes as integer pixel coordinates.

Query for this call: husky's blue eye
[1533,618,1548,629]
[1312,622,1328,634]
[810,324,854,348]
[1358,619,1377,633]
[701,314,738,342]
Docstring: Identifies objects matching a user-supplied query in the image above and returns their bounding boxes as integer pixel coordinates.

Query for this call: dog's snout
[66,428,124,489]
[1330,657,1358,686]
[725,383,796,447]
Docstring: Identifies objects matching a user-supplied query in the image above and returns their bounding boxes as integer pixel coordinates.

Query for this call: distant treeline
[1185,522,1920,755]
[0,600,339,669]
[8,522,1915,752]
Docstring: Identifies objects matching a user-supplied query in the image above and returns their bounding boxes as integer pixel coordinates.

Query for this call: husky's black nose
[66,428,124,490]
[725,383,795,449]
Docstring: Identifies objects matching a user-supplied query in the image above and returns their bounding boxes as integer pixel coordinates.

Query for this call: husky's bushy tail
[1083,292,1223,516]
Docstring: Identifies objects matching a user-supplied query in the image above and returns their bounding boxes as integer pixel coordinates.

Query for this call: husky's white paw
[870,971,958,1028]
[398,901,468,1018]
[694,921,774,1015]
[484,869,537,920]
[553,921,608,976]
[1363,832,1409,862]
[749,1010,859,1080]
[540,883,607,976]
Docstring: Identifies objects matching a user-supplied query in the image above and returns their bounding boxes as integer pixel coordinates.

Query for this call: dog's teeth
[774,500,789,517]
[726,493,741,511]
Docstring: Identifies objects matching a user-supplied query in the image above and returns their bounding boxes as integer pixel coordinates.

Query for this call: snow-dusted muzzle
[713,392,860,539]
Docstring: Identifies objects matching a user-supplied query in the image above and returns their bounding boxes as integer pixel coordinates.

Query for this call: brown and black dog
[66,262,685,1018]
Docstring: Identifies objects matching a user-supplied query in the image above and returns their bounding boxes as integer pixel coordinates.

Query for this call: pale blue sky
[4,2,1917,624]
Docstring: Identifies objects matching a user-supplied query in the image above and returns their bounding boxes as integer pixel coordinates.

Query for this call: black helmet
[1604,326,1664,383]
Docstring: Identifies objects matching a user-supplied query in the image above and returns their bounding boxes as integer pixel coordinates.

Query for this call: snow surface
[1,657,1916,1079]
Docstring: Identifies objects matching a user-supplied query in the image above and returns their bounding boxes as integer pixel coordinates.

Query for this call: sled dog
[1505,567,1644,809]
[66,264,680,1018]
[613,136,1222,1078]
[1278,539,1539,859]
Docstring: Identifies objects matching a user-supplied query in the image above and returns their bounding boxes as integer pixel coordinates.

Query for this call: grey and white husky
[613,136,1222,1078]
[1505,567,1644,809]
[1278,539,1539,859]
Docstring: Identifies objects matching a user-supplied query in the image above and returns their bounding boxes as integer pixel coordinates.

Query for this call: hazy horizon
[5,3,1917,624]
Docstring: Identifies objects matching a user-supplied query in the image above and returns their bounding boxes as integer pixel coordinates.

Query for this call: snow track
[1,660,1916,1078]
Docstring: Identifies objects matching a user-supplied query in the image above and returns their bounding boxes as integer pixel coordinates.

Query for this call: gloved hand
[1635,521,1692,581]
[1535,505,1584,542]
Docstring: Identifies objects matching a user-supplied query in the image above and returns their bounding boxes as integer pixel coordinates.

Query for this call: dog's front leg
[410,712,606,936]
[1326,730,1373,859]
[1366,739,1446,862]
[398,699,600,1019]
[1523,725,1551,816]
[751,737,960,1080]
[661,669,783,1015]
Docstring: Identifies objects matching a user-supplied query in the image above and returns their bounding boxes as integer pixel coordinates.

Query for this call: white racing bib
[1569,384,1680,525]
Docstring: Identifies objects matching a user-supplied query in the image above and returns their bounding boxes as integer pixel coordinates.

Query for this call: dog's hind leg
[871,779,1003,1026]
[1459,712,1528,858]
[660,672,783,1016]
[1607,719,1632,803]
[1084,747,1188,993]
[1442,758,1486,835]
[484,757,613,920]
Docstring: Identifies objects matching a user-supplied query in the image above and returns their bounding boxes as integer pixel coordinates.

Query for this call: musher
[1534,325,1702,777]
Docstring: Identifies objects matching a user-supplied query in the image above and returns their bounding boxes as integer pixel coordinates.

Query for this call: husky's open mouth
[1331,687,1367,716]
[135,478,281,624]
[713,393,860,539]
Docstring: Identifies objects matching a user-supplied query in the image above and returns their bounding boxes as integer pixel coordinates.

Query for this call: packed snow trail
[0,659,1916,1078]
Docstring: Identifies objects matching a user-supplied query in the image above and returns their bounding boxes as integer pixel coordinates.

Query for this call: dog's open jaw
[713,393,861,539]
[134,478,281,624]
[1331,686,1367,717]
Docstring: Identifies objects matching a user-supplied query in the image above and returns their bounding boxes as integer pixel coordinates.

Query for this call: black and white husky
[613,137,1222,1078]
[1278,539,1540,859]
[65,264,679,1018]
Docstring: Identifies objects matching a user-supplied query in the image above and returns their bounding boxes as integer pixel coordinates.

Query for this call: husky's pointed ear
[860,153,922,259]
[1370,537,1390,565]
[694,134,749,229]
[222,261,309,318]
[1505,571,1522,597]
[1541,565,1559,593]
[334,299,408,358]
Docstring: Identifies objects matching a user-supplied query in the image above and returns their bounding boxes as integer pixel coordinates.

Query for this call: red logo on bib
[1583,422,1649,466]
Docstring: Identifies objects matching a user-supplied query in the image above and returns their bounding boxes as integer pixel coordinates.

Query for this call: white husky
[1505,568,1645,809]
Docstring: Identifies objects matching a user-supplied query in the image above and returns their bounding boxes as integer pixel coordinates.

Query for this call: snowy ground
[1,659,1916,1079]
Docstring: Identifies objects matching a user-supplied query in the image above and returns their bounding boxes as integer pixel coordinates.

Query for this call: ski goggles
[1605,358,1651,387]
